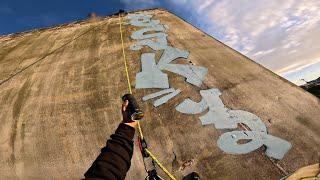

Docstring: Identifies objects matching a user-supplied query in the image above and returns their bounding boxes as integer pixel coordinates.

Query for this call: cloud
[252,48,276,57]
[277,59,320,75]
[282,60,320,85]
[189,0,320,84]
[197,0,214,12]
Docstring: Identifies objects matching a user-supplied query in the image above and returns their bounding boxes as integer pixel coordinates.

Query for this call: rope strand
[119,14,132,94]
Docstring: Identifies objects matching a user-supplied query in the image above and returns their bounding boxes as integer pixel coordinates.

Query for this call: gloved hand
[122,100,137,128]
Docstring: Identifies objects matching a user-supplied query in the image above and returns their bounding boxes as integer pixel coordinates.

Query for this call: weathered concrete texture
[0,9,319,180]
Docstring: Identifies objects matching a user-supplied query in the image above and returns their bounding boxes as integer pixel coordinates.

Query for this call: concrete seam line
[0,19,111,87]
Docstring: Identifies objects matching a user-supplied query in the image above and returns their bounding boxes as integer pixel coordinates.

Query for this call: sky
[1,0,320,85]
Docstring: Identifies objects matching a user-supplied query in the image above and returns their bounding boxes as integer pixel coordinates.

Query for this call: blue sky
[0,0,125,34]
[1,0,320,85]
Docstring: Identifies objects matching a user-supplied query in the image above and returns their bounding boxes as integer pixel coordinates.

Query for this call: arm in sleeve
[84,123,136,180]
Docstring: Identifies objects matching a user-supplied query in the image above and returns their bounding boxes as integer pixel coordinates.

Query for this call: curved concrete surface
[0,9,319,179]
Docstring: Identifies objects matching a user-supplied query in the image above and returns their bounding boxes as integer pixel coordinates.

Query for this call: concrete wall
[0,9,319,179]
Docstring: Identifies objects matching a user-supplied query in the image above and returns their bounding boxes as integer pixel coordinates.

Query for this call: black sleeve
[84,123,136,180]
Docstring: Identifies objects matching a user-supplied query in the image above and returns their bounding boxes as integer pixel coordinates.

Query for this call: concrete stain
[10,78,31,165]
[296,115,320,136]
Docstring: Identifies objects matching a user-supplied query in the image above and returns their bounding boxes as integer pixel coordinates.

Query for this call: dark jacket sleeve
[84,123,135,180]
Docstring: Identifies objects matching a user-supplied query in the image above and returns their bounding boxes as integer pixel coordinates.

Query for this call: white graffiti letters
[126,13,291,160]
[176,89,292,159]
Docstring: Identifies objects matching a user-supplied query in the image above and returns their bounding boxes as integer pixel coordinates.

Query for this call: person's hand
[122,100,137,128]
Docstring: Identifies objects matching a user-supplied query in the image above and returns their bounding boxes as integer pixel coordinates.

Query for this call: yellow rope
[136,121,144,140]
[118,14,144,140]
[119,14,132,94]
[118,13,176,180]
[145,148,177,180]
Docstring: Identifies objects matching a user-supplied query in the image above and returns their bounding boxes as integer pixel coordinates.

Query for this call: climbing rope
[118,13,176,180]
[118,12,144,140]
